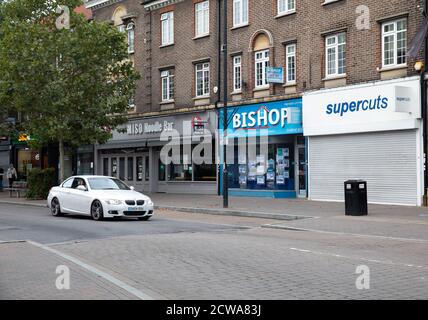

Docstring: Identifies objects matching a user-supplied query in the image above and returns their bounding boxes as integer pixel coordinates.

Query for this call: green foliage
[0,0,139,150]
[26,167,56,199]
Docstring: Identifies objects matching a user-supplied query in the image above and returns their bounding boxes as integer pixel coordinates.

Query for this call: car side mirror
[76,185,87,191]
[130,186,135,190]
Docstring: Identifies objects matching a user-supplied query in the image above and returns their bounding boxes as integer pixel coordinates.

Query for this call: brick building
[85,0,426,204]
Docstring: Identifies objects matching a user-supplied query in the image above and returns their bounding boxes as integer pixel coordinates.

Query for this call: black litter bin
[344,180,368,216]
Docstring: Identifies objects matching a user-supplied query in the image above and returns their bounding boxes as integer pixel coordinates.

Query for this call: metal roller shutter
[308,130,419,206]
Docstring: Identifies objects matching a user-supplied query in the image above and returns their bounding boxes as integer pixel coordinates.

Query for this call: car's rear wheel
[138,216,151,221]
[91,200,104,221]
[51,198,63,217]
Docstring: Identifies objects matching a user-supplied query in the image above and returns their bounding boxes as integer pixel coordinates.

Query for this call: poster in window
[276,175,285,184]
[266,170,275,182]
[239,164,247,174]
[257,175,265,185]
[239,175,247,185]
[284,148,290,157]
[283,170,290,179]
[284,159,290,168]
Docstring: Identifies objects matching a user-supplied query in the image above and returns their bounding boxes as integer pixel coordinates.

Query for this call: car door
[68,177,92,215]
[58,178,74,212]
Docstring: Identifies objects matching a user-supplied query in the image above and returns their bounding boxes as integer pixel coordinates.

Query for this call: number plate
[128,207,145,212]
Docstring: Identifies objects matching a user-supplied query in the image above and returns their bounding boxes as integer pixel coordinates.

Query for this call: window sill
[159,43,174,48]
[322,74,347,81]
[231,23,249,30]
[231,90,242,95]
[283,82,296,87]
[275,10,296,19]
[253,86,270,92]
[322,0,342,6]
[193,95,210,100]
[192,34,210,40]
[378,64,407,72]
[160,100,175,104]
[128,50,135,55]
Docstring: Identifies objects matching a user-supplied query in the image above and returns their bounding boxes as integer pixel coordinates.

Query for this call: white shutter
[308,130,420,206]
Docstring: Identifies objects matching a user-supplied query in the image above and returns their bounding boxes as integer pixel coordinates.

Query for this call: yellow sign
[18,134,29,142]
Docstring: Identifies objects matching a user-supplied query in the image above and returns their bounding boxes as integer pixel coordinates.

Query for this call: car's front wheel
[91,200,104,221]
[51,198,63,217]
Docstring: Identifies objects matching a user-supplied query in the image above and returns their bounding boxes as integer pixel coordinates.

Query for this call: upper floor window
[233,0,248,27]
[161,69,174,102]
[255,49,269,88]
[325,33,346,77]
[278,0,295,15]
[161,11,174,46]
[233,55,242,92]
[196,62,210,97]
[286,44,296,83]
[127,23,135,54]
[195,1,209,37]
[382,19,407,67]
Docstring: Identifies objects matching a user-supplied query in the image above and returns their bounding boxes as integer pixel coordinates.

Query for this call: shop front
[95,110,218,195]
[303,76,423,206]
[219,98,306,198]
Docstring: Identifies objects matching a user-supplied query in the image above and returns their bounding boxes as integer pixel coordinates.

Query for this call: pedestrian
[0,168,4,192]
[6,164,17,188]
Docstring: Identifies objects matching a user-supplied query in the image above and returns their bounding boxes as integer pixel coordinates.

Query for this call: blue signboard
[220,99,303,138]
[266,67,284,84]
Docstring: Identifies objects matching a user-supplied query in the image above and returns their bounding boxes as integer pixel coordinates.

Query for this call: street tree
[0,0,139,181]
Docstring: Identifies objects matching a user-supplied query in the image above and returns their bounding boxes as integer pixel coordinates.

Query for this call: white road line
[263,224,428,243]
[289,247,427,269]
[27,240,155,300]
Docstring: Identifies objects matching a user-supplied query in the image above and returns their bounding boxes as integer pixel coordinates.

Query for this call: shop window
[127,157,134,181]
[169,163,192,181]
[159,158,166,181]
[119,157,125,180]
[228,140,295,191]
[136,157,143,181]
[145,156,150,181]
[103,158,109,176]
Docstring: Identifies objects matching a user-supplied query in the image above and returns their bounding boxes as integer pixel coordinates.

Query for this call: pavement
[1,204,428,300]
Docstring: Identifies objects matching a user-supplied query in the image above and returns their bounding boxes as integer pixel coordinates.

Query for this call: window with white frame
[277,0,295,15]
[233,55,242,92]
[161,69,174,102]
[255,49,269,88]
[286,44,296,83]
[233,0,248,27]
[382,19,407,67]
[325,33,346,77]
[195,1,209,37]
[127,23,135,53]
[196,62,210,97]
[161,11,174,46]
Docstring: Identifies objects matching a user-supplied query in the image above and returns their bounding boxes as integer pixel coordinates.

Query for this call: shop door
[133,154,149,192]
[297,146,307,198]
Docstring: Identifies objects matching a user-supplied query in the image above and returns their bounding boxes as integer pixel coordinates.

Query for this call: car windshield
[87,177,131,190]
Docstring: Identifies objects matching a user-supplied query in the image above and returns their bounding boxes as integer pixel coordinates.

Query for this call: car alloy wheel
[91,200,104,221]
[51,198,62,216]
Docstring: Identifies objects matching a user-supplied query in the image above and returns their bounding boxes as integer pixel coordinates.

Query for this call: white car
[47,175,154,221]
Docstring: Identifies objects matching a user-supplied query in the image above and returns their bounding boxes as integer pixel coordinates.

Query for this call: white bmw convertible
[47,175,154,221]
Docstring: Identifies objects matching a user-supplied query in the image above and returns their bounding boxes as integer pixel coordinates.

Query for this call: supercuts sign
[222,99,303,138]
[303,77,421,136]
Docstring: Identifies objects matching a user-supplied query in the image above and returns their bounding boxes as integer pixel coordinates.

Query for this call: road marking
[27,240,155,300]
[289,247,427,269]
[263,224,428,243]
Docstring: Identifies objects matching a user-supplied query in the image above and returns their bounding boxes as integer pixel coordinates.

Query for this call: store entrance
[297,144,307,198]
[101,153,150,192]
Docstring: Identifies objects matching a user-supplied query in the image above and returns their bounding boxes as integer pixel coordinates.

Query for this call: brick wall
[89,0,425,114]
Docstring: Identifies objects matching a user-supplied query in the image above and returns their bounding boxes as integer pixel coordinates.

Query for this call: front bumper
[102,201,154,218]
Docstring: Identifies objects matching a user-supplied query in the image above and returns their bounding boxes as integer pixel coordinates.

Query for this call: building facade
[84,0,425,203]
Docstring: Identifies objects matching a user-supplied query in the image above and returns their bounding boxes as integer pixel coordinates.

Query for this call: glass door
[297,146,307,198]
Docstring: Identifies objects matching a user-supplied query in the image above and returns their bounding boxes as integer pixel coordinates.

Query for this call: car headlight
[146,198,154,206]
[106,199,122,205]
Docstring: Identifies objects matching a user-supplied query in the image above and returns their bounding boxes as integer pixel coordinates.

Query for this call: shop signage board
[266,67,284,84]
[221,98,303,138]
[302,77,421,136]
